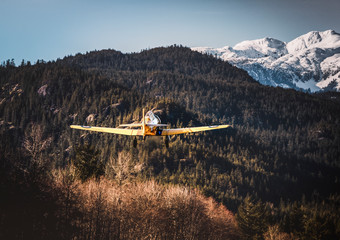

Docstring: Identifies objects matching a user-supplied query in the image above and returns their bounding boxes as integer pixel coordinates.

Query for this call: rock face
[193,30,340,92]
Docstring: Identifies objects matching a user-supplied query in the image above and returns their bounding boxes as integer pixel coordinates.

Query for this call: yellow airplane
[70,109,231,140]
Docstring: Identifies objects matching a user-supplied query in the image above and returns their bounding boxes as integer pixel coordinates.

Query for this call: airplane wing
[161,124,231,136]
[118,123,169,127]
[70,125,143,136]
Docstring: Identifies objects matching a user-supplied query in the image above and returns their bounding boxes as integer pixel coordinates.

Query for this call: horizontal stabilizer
[119,123,143,127]
[146,123,169,127]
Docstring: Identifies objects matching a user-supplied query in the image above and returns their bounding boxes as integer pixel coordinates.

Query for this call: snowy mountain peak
[192,30,340,92]
[287,30,340,53]
[234,37,285,51]
[232,37,287,59]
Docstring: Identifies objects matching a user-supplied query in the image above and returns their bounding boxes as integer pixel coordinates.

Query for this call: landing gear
[133,137,137,148]
[164,136,170,148]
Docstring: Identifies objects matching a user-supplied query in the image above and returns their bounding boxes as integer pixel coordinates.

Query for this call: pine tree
[282,202,305,237]
[73,145,104,182]
[236,195,269,240]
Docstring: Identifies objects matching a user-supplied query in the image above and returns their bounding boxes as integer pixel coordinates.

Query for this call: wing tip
[70,125,91,129]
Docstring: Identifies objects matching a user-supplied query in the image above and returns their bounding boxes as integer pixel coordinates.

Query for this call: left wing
[70,125,143,136]
[161,124,231,136]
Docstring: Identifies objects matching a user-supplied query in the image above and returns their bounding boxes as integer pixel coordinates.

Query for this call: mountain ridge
[1,46,340,239]
[192,30,340,92]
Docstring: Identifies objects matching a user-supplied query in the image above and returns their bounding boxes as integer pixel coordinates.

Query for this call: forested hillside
[1,46,340,239]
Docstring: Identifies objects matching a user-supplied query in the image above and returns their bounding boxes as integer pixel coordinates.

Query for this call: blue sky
[1,0,339,64]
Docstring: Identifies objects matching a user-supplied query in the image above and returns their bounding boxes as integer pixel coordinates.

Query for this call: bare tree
[106,151,135,185]
[70,179,240,240]
[23,123,52,170]
[264,225,293,240]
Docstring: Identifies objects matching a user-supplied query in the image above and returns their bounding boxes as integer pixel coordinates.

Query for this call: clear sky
[1,0,339,64]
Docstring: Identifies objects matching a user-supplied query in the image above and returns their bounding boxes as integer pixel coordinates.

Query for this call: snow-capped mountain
[192,30,340,92]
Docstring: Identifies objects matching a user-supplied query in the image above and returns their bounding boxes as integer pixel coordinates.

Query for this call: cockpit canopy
[144,111,161,124]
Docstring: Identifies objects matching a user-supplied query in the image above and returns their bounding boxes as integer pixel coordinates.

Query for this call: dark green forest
[1,46,340,239]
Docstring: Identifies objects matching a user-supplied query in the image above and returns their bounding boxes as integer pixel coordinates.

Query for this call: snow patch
[294,79,321,92]
[321,53,340,72]
[86,114,96,123]
[38,84,48,96]
[317,72,340,90]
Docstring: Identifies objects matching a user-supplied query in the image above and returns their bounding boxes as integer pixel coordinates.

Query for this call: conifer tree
[73,145,104,182]
[282,202,305,237]
[236,195,269,240]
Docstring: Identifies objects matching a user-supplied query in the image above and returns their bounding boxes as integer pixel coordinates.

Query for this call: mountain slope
[1,46,340,238]
[193,30,340,92]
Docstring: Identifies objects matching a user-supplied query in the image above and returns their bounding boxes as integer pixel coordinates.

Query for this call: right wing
[161,124,231,136]
[70,125,142,136]
[119,123,169,127]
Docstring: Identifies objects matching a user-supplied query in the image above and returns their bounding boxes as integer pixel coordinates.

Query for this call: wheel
[133,138,137,148]
[164,136,169,148]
